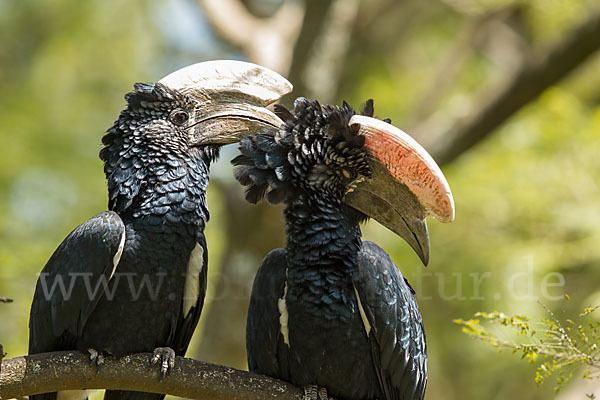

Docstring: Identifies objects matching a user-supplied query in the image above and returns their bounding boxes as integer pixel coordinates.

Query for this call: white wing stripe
[354,284,372,336]
[183,243,204,318]
[278,270,290,347]
[110,229,126,280]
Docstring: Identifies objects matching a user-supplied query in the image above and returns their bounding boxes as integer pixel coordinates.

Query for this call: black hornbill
[28,60,291,400]
[233,98,454,400]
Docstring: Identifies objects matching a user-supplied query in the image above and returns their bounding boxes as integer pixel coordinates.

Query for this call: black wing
[246,248,290,380]
[355,241,427,400]
[29,211,126,353]
[170,234,208,356]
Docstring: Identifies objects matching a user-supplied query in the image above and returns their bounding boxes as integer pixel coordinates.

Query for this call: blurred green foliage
[357,87,600,400]
[1,0,599,399]
[455,304,600,392]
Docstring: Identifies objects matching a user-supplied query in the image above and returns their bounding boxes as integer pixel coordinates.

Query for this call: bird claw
[303,385,318,400]
[88,348,105,371]
[318,387,331,400]
[151,347,176,378]
[303,385,334,400]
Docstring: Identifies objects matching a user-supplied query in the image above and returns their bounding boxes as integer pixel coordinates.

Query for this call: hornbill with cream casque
[233,98,454,400]
[28,60,291,400]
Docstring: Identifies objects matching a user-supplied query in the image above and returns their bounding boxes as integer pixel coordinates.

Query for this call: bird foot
[303,385,333,400]
[88,348,105,370]
[151,346,176,378]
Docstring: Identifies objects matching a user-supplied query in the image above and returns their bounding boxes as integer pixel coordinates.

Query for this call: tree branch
[0,344,6,376]
[197,0,304,74]
[286,0,335,99]
[407,6,527,127]
[301,0,360,103]
[194,179,284,369]
[415,9,600,165]
[0,351,303,400]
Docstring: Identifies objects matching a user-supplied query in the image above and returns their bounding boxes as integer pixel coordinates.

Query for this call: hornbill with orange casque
[233,98,454,400]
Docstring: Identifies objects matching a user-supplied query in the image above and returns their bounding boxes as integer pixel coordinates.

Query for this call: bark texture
[0,351,303,400]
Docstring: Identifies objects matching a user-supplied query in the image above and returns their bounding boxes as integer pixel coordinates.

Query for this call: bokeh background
[1,0,600,398]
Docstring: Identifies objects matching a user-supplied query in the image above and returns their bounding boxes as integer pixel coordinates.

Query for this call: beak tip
[420,250,430,266]
[413,233,430,266]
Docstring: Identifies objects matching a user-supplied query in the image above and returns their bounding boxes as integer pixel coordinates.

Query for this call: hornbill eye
[341,169,357,180]
[170,110,189,126]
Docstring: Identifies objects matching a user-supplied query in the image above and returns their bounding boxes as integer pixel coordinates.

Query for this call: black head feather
[99,83,218,218]
[361,99,374,117]
[232,97,379,206]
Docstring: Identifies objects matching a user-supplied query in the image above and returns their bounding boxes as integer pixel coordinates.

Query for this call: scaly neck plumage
[284,194,362,279]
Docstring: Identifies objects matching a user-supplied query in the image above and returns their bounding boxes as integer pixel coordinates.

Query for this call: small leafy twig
[455,303,600,392]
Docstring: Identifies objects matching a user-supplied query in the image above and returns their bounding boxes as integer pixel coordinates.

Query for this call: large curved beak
[158,60,292,145]
[345,115,455,265]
